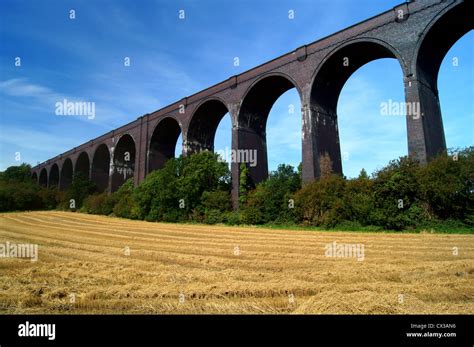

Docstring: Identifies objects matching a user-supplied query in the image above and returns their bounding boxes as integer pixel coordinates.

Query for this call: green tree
[61,172,96,210]
[0,163,32,183]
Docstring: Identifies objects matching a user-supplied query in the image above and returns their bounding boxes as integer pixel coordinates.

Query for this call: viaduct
[31,0,473,207]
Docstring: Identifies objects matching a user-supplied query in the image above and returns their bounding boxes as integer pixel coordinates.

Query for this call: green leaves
[134,151,231,222]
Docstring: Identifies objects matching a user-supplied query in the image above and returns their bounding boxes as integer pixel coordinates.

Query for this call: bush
[82,193,116,215]
[240,164,300,224]
[135,159,182,221]
[343,170,375,225]
[371,156,425,230]
[203,209,226,224]
[112,179,138,219]
[134,152,230,222]
[60,173,97,210]
[418,147,473,223]
[225,212,241,225]
[37,187,61,210]
[0,181,43,211]
[295,175,347,227]
[201,190,232,212]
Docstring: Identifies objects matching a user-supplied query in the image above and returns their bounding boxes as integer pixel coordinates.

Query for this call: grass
[0,211,473,314]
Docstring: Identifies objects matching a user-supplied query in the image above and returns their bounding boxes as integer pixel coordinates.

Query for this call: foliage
[112,178,138,219]
[240,164,300,224]
[82,192,116,215]
[135,151,230,222]
[60,172,97,210]
[1,147,472,233]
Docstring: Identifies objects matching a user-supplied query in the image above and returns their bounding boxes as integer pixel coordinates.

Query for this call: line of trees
[1,147,472,232]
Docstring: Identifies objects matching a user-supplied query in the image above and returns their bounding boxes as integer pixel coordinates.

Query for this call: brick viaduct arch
[30,0,472,208]
[148,117,182,173]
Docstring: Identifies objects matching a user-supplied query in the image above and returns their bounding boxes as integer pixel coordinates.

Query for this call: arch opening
[112,134,136,192]
[49,163,59,188]
[75,152,90,180]
[416,2,473,153]
[91,144,111,192]
[337,59,406,177]
[416,1,473,91]
[408,1,473,161]
[39,168,47,187]
[187,99,229,154]
[148,118,181,173]
[438,32,474,151]
[238,75,300,186]
[31,172,38,183]
[60,158,73,191]
[309,41,403,177]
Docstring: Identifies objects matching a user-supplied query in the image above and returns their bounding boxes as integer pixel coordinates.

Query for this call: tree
[134,151,231,222]
[239,163,250,206]
[241,164,300,224]
[62,172,96,210]
[0,164,32,183]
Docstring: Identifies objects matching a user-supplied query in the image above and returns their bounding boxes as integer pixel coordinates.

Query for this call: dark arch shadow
[187,99,229,154]
[416,1,473,155]
[39,168,48,187]
[415,1,473,91]
[148,117,181,173]
[31,172,38,183]
[310,40,404,176]
[238,74,301,186]
[75,152,90,180]
[49,163,59,188]
[111,134,136,192]
[60,158,73,191]
[91,144,111,192]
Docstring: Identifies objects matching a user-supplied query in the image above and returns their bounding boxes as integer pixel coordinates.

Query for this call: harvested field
[0,211,472,314]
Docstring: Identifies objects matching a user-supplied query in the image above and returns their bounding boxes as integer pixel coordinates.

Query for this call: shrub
[203,209,226,225]
[225,211,241,225]
[82,193,116,215]
[294,175,347,227]
[240,164,300,224]
[418,147,473,222]
[371,156,425,230]
[134,152,230,222]
[61,172,97,210]
[112,179,138,219]
[201,190,232,212]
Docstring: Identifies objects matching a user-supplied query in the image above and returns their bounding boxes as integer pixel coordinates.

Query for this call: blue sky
[0,0,472,177]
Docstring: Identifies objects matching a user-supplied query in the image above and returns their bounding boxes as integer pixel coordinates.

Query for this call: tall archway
[75,152,90,180]
[148,118,181,173]
[31,172,38,183]
[49,163,59,188]
[91,144,111,192]
[415,1,473,155]
[237,74,301,186]
[337,59,406,177]
[309,40,405,178]
[438,32,473,151]
[187,99,229,154]
[60,158,73,191]
[111,134,136,192]
[39,168,47,187]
